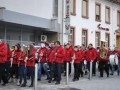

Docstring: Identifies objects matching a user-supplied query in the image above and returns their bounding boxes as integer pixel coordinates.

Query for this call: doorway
[116,35,120,49]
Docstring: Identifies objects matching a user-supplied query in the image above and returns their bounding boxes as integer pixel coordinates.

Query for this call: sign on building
[65,0,70,34]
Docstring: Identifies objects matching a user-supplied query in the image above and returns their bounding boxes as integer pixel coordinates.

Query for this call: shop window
[82,29,88,47]
[105,33,110,48]
[95,32,100,47]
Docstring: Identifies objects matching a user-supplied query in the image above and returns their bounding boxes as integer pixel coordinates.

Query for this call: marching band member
[72,46,83,81]
[0,40,8,86]
[11,43,21,82]
[64,43,74,76]
[117,50,120,76]
[6,44,12,81]
[38,43,50,81]
[17,47,27,86]
[110,47,118,75]
[54,41,65,85]
[25,44,36,87]
[86,43,97,77]
[98,41,110,77]
[48,42,57,83]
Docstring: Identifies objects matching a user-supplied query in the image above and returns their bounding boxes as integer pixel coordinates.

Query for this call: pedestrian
[72,46,83,81]
[48,42,57,83]
[98,42,110,77]
[10,43,21,83]
[0,40,8,86]
[54,41,65,85]
[37,42,50,81]
[86,43,97,78]
[64,43,74,76]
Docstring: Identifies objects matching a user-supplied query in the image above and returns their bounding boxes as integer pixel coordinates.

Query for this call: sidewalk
[0,73,120,90]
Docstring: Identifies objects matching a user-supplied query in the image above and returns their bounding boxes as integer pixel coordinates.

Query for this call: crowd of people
[0,39,120,87]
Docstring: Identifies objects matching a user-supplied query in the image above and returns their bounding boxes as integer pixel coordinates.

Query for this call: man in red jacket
[48,42,57,83]
[54,41,65,85]
[64,43,74,76]
[87,43,97,78]
[0,40,8,86]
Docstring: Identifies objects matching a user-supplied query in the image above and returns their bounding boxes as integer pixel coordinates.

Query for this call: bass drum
[109,54,118,65]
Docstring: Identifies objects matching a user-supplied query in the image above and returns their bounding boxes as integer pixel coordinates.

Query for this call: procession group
[0,39,120,87]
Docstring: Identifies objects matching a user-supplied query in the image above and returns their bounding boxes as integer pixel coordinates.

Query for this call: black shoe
[48,80,51,83]
[38,79,41,81]
[55,81,60,85]
[2,83,6,86]
[72,78,76,82]
[21,84,26,87]
[29,84,33,87]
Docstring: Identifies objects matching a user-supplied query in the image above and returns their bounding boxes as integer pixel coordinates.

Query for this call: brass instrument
[100,41,108,60]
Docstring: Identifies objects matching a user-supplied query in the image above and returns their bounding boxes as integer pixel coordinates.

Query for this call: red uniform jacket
[6,50,12,62]
[38,47,47,63]
[87,48,97,62]
[55,46,65,64]
[13,50,21,65]
[83,50,89,60]
[19,54,27,66]
[0,43,8,63]
[80,49,85,60]
[64,47,74,62]
[111,50,118,55]
[27,48,36,67]
[48,47,57,63]
[74,51,83,64]
[117,51,120,61]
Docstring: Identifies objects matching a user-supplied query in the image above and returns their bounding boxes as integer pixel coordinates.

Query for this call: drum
[109,54,118,65]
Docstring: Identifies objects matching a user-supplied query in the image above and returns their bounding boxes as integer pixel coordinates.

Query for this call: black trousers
[87,61,96,75]
[55,63,62,82]
[64,61,71,75]
[10,64,19,78]
[78,62,83,77]
[99,61,109,77]
[0,63,8,83]
[74,63,79,79]
[48,62,56,80]
[5,62,11,80]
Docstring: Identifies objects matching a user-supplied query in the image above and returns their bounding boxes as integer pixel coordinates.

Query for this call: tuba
[100,41,108,60]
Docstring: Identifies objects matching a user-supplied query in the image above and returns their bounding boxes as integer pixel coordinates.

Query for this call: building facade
[0,0,60,46]
[62,0,120,49]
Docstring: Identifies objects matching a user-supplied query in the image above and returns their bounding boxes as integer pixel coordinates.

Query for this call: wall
[70,0,120,49]
[0,0,54,19]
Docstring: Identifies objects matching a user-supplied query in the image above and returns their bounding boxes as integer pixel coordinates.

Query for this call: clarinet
[10,51,15,67]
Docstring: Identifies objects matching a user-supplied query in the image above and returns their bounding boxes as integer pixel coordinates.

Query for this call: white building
[0,0,120,49]
[0,0,61,46]
[62,0,120,49]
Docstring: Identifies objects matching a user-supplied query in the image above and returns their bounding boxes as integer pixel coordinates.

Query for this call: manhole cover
[60,87,82,90]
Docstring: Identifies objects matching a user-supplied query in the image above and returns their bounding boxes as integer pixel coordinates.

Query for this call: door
[116,35,120,49]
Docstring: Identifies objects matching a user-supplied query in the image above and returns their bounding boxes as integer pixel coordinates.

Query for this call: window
[105,33,110,48]
[53,0,58,17]
[82,29,88,47]
[70,0,76,15]
[105,6,110,24]
[117,10,120,26]
[95,32,100,47]
[95,3,101,22]
[82,0,89,19]
[68,27,75,45]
